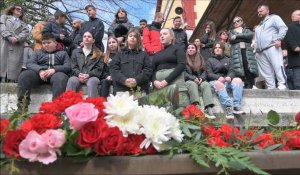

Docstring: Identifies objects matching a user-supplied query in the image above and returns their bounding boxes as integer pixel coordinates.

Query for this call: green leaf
[191,151,210,168]
[186,124,201,130]
[182,125,192,137]
[194,132,202,142]
[264,143,282,151]
[250,129,265,142]
[267,110,280,125]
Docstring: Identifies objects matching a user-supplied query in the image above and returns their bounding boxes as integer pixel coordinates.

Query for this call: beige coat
[0,15,29,80]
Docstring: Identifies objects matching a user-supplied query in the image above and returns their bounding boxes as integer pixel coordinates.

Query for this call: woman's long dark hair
[113,8,128,24]
[186,43,206,72]
[203,21,216,41]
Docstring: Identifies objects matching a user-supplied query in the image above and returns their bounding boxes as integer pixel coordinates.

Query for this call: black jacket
[284,22,300,68]
[206,55,234,81]
[108,19,134,38]
[74,18,105,51]
[200,33,215,60]
[26,49,71,74]
[173,28,188,50]
[70,48,107,79]
[110,49,152,92]
[42,21,72,47]
[184,65,207,81]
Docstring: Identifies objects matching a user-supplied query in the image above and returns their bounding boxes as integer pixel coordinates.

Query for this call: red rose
[117,134,144,155]
[2,130,27,158]
[295,112,300,124]
[51,90,83,113]
[94,127,125,155]
[202,125,220,137]
[207,136,230,147]
[218,124,240,141]
[77,119,108,148]
[19,120,32,133]
[145,144,157,155]
[182,105,205,121]
[85,97,106,119]
[252,133,275,149]
[282,130,300,150]
[0,119,10,138]
[29,113,62,134]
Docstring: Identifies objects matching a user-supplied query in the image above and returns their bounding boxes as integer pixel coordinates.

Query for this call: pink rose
[65,102,99,130]
[42,129,66,149]
[19,131,57,164]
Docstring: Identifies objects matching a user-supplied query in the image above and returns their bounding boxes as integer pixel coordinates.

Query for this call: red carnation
[0,119,10,138]
[29,113,62,134]
[252,132,275,149]
[207,136,230,147]
[94,127,125,155]
[77,119,108,148]
[2,130,27,158]
[51,90,83,113]
[202,125,220,137]
[19,120,32,133]
[295,112,300,124]
[218,124,240,141]
[39,102,61,114]
[182,105,205,121]
[282,130,300,150]
[117,134,144,155]
[85,97,106,119]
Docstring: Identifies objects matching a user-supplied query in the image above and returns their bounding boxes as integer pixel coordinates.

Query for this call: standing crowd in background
[0,4,299,119]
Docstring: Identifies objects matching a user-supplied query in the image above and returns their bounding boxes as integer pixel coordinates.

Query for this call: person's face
[233,18,243,28]
[205,25,211,33]
[194,39,201,47]
[108,38,118,52]
[83,32,95,45]
[42,39,57,52]
[258,6,269,18]
[220,32,228,40]
[173,18,182,29]
[160,29,172,46]
[72,21,80,29]
[156,15,165,24]
[139,22,147,29]
[214,44,223,56]
[187,45,197,56]
[292,11,300,22]
[127,32,138,48]
[87,7,96,18]
[58,16,66,25]
[118,10,126,18]
[13,6,23,18]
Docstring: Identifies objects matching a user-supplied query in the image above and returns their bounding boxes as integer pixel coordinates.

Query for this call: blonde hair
[161,28,175,45]
[105,36,120,63]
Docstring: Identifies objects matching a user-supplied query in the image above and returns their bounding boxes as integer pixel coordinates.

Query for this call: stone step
[1,83,300,118]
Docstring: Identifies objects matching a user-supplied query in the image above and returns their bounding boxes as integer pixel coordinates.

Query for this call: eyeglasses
[15,7,23,12]
[233,20,241,24]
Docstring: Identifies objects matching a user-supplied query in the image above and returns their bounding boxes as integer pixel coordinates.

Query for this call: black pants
[99,79,112,98]
[241,49,256,88]
[17,69,69,109]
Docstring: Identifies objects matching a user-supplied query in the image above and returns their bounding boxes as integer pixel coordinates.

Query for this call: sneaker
[225,106,234,119]
[205,107,216,119]
[233,107,245,115]
[252,85,259,90]
[277,84,287,90]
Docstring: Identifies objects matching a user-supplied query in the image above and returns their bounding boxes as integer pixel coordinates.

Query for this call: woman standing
[217,30,231,58]
[99,36,120,97]
[0,5,30,82]
[207,42,245,119]
[194,38,201,53]
[110,28,152,94]
[228,17,258,88]
[66,31,106,97]
[200,21,216,60]
[184,43,215,118]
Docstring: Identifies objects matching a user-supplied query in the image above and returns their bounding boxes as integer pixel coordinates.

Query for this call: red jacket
[143,21,163,55]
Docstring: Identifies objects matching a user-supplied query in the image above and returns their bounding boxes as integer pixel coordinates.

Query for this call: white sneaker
[277,85,287,90]
[252,85,259,89]
[205,114,216,119]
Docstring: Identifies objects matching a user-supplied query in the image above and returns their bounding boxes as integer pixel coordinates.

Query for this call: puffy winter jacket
[206,55,234,81]
[143,21,163,55]
[184,64,207,81]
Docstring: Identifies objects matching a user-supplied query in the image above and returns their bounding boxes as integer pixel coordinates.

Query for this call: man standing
[255,5,288,90]
[172,16,188,50]
[74,4,105,51]
[143,12,164,57]
[284,10,300,89]
[139,19,147,36]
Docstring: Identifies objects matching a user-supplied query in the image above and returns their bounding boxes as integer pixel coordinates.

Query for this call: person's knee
[232,78,243,85]
[215,80,224,90]
[87,77,100,87]
[53,73,68,84]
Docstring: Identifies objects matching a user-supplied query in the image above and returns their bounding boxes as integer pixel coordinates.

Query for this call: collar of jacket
[123,48,141,54]
[42,49,58,54]
[151,21,162,29]
[78,48,93,56]
[212,55,226,60]
[89,17,99,21]
[172,28,183,32]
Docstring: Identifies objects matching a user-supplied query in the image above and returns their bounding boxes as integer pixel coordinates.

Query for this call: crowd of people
[0,4,299,119]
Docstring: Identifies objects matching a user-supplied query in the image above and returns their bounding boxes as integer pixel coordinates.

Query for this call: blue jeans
[209,81,244,107]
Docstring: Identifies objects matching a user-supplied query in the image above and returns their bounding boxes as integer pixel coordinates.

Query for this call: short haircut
[258,4,269,10]
[85,4,96,10]
[140,19,147,23]
[155,12,163,18]
[173,16,181,22]
[42,33,56,41]
[54,10,66,19]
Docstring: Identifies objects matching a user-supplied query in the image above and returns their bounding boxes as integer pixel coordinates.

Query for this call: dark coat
[228,28,258,77]
[200,33,215,60]
[70,48,107,79]
[206,55,235,81]
[284,22,300,68]
[42,21,72,47]
[26,49,71,74]
[74,18,105,51]
[110,49,152,92]
[184,64,207,81]
[108,20,134,38]
[173,28,188,50]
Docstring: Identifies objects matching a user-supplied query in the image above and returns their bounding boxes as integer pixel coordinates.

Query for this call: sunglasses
[233,20,242,24]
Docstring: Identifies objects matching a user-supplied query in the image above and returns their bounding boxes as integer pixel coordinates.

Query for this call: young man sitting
[17,33,71,112]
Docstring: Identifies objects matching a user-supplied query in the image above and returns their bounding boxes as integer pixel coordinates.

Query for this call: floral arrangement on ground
[0,90,299,175]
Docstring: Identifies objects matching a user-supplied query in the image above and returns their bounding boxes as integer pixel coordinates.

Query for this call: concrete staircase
[1,83,299,126]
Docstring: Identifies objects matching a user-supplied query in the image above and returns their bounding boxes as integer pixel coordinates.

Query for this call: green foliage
[267,110,280,125]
